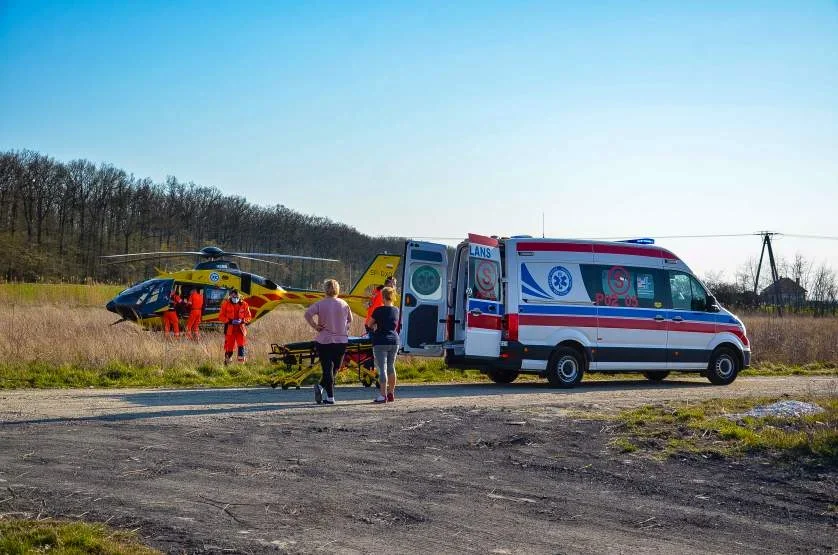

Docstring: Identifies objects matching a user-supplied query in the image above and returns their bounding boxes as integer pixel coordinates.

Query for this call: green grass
[744,361,838,376]
[2,359,836,390]
[0,356,499,390]
[0,519,159,554]
[588,396,838,462]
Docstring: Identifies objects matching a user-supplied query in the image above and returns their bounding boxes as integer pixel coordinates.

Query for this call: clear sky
[2,1,836,280]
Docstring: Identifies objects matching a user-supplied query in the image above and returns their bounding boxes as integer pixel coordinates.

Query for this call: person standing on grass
[366,286,399,403]
[185,287,204,340]
[304,279,351,405]
[219,289,252,364]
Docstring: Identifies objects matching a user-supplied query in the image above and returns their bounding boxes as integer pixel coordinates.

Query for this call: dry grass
[742,314,838,366]
[0,304,353,370]
[0,285,835,388]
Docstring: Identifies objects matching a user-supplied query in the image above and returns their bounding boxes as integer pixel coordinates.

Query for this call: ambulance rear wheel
[488,369,519,384]
[643,371,670,382]
[547,347,584,388]
[707,347,740,385]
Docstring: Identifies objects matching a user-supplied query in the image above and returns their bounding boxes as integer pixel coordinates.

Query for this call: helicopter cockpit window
[134,280,170,306]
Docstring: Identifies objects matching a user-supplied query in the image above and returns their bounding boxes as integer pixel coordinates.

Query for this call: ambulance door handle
[469,309,483,316]
[672,316,683,322]
[653,315,665,321]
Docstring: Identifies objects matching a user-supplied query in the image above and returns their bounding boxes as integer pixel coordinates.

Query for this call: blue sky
[2,1,836,279]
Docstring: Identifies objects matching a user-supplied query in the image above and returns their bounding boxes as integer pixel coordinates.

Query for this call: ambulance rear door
[464,234,503,358]
[399,241,448,356]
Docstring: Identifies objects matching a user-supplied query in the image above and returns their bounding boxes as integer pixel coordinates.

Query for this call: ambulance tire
[707,347,740,385]
[547,347,585,388]
[488,369,519,384]
[643,371,670,382]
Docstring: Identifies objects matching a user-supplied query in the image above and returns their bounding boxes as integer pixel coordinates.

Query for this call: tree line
[0,150,405,288]
[703,253,837,316]
[2,149,836,314]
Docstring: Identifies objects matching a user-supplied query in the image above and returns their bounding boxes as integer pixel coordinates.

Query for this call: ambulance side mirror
[707,295,721,312]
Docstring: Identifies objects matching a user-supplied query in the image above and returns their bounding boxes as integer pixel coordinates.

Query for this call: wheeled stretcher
[269,336,378,389]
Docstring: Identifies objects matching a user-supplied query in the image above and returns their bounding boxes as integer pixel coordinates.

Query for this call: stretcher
[269,336,378,389]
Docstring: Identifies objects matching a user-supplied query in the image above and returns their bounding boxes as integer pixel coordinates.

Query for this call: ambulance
[398,233,750,387]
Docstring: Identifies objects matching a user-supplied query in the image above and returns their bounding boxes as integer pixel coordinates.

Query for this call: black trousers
[316,342,347,398]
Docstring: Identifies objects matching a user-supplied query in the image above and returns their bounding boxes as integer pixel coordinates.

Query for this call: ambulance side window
[585,265,666,308]
[669,272,692,311]
[580,265,603,302]
[690,276,708,312]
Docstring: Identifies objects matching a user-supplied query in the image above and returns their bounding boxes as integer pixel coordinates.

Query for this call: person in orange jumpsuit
[185,287,204,339]
[365,276,396,335]
[161,290,182,338]
[219,289,252,364]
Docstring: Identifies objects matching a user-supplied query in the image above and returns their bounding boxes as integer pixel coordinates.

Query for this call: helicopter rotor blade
[229,252,340,262]
[100,254,195,266]
[100,251,204,259]
[228,254,285,266]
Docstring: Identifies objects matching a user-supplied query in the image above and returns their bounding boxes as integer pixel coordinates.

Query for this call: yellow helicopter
[103,246,401,328]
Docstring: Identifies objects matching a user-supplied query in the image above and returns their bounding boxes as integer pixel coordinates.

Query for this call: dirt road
[1,376,836,554]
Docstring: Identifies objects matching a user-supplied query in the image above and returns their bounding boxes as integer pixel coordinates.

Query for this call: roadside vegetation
[591,396,838,464]
[0,284,836,389]
[0,518,159,554]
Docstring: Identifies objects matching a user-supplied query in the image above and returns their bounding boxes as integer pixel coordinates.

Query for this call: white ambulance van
[399,233,750,388]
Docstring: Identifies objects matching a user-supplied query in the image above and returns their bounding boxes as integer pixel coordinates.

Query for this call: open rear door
[464,234,503,358]
[399,241,448,356]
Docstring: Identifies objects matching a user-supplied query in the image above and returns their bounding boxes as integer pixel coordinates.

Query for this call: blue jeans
[373,345,398,385]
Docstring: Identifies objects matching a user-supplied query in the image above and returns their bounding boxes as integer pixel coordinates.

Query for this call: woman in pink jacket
[304,279,352,405]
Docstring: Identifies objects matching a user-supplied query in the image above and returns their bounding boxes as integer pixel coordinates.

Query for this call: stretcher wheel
[295,385,300,390]
[281,384,289,390]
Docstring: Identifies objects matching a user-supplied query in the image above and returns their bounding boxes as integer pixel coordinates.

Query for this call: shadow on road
[2,378,713,426]
[115,378,713,407]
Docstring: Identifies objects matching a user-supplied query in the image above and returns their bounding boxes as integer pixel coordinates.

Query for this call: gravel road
[1,376,835,554]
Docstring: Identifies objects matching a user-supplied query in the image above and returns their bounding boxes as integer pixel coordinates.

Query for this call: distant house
[759,277,807,306]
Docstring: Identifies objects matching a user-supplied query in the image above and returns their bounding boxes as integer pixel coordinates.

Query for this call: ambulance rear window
[470,257,500,301]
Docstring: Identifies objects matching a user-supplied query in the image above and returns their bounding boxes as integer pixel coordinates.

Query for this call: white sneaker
[373,394,386,404]
[323,396,335,405]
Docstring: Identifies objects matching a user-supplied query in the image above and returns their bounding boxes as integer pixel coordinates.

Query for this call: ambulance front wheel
[487,369,519,384]
[546,347,585,388]
[706,347,740,385]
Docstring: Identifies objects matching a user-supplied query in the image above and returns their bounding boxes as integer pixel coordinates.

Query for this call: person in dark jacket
[365,286,399,403]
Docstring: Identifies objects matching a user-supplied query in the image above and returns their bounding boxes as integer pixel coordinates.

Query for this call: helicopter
[103,246,401,328]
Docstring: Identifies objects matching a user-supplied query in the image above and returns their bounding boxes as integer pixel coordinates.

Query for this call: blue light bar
[619,238,655,245]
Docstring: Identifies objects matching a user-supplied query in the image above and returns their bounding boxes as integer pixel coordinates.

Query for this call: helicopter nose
[106,300,117,313]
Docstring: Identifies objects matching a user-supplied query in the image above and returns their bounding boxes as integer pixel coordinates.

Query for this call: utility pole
[753,231,783,317]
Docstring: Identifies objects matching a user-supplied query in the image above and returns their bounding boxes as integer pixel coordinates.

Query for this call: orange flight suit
[365,287,384,333]
[219,297,252,362]
[185,290,204,339]
[162,292,182,337]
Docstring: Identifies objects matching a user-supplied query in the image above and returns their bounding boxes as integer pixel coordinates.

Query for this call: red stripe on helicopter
[264,293,281,301]
[247,297,266,308]
[284,293,300,299]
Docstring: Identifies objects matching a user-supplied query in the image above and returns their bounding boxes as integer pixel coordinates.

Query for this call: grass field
[588,396,838,464]
[0,284,835,389]
[0,518,159,554]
